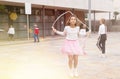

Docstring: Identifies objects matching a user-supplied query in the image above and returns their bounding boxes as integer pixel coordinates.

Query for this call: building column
[42,6,45,38]
[54,9,57,29]
[109,12,111,32]
[93,11,96,33]
[88,0,92,32]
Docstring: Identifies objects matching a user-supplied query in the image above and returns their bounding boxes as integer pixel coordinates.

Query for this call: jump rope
[51,11,90,32]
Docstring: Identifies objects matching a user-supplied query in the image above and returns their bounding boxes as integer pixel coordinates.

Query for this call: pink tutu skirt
[61,39,83,55]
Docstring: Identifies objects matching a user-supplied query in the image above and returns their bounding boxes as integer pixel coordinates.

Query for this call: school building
[0,0,113,40]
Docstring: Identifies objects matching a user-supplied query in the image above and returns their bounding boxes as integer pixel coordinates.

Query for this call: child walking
[79,24,90,55]
[8,25,15,41]
[96,18,107,57]
[33,24,40,42]
[52,15,85,77]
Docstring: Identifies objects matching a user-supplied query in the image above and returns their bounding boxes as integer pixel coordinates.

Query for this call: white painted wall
[90,13,114,20]
[92,0,113,12]
[90,0,120,20]
[114,0,120,11]
[3,0,113,12]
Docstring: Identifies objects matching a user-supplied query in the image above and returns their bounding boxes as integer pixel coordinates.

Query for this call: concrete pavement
[0,32,120,79]
[0,36,63,46]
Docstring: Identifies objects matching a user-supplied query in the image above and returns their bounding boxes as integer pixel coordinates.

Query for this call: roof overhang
[0,1,110,13]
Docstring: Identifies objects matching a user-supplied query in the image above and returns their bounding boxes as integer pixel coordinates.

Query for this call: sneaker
[74,72,79,77]
[101,54,106,58]
[70,72,74,77]
[74,68,79,77]
[69,69,74,77]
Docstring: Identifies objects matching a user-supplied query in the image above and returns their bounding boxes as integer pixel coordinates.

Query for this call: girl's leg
[73,55,79,76]
[37,35,39,42]
[9,34,12,40]
[101,40,106,58]
[73,55,78,68]
[68,55,74,77]
[11,34,14,40]
[97,38,102,51]
[34,34,36,42]
[82,38,87,55]
[8,34,11,40]
[68,55,73,69]
[101,40,106,54]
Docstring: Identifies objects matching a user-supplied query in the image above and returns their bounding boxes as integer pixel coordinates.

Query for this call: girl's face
[99,19,105,24]
[69,17,77,26]
[99,20,102,24]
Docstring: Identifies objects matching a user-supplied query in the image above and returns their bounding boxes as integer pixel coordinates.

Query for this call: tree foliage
[113,11,119,20]
[0,5,6,11]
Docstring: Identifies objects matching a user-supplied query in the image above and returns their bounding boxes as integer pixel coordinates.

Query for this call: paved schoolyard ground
[0,32,120,79]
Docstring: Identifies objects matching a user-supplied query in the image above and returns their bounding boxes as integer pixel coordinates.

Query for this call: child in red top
[33,24,39,42]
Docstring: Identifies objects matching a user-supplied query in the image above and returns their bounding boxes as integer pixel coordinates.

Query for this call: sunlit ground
[0,32,120,79]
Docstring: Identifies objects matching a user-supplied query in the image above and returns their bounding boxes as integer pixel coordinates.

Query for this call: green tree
[0,5,6,12]
[113,11,119,21]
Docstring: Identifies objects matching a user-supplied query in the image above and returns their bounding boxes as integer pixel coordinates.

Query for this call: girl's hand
[86,31,90,38]
[52,26,57,33]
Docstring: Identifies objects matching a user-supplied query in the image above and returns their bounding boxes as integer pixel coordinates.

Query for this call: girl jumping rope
[52,15,87,77]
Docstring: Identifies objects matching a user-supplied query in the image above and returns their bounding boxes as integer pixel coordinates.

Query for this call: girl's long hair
[66,15,80,26]
[100,18,107,27]
[100,18,106,24]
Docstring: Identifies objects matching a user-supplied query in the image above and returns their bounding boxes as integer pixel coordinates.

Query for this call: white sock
[74,68,79,76]
[69,68,74,77]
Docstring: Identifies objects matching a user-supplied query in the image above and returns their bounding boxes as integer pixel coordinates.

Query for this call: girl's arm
[52,27,66,36]
[56,31,66,36]
[86,31,90,38]
[97,25,102,39]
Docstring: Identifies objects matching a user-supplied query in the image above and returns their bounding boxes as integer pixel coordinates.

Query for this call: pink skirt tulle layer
[61,39,83,55]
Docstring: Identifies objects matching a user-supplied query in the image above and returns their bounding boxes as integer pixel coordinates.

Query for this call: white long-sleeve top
[56,26,83,40]
[98,24,107,35]
[8,27,15,34]
[79,29,87,36]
